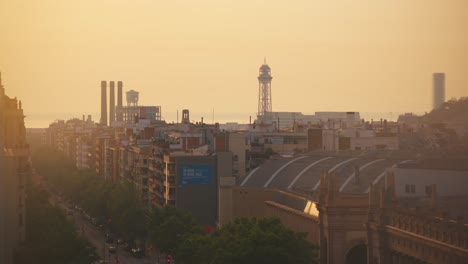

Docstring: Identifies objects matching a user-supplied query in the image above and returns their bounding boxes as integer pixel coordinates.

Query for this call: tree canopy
[32,146,147,240]
[426,97,468,123]
[184,217,318,264]
[148,205,203,259]
[15,183,98,264]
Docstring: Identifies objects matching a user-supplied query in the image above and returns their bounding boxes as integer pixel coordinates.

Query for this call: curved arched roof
[238,152,412,197]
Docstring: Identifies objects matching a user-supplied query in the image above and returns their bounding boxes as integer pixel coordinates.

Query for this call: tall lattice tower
[257,59,273,116]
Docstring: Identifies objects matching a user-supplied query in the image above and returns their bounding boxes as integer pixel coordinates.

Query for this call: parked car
[106,237,114,244]
[89,217,104,228]
[123,241,134,252]
[131,247,145,258]
[84,213,91,220]
[92,260,108,264]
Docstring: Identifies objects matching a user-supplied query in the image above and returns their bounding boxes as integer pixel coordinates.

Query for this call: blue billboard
[179,165,212,185]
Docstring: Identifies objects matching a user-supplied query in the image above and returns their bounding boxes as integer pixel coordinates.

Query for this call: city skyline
[1,0,467,127]
[2,1,468,264]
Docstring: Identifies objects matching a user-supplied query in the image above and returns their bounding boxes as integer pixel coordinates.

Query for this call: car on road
[116,237,125,245]
[91,260,108,264]
[108,245,116,254]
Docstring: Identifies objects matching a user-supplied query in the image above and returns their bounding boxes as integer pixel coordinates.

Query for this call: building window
[405,184,416,194]
[425,185,432,196]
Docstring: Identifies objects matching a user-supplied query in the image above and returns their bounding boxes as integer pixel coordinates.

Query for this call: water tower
[126,90,139,107]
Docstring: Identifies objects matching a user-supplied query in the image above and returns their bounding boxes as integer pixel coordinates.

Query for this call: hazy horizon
[1,0,467,122]
[25,110,426,128]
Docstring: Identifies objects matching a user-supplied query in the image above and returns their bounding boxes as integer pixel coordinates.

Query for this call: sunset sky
[1,0,467,126]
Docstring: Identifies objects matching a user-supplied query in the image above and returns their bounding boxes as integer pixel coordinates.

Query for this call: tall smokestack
[101,81,107,126]
[117,81,123,121]
[109,81,115,125]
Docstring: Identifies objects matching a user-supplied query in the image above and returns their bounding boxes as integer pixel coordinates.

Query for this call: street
[47,188,165,264]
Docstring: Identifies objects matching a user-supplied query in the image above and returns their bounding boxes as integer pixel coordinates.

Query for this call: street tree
[15,182,98,264]
[148,206,202,259]
[190,217,318,264]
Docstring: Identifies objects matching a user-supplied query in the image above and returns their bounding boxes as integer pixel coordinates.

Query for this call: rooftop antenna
[212,108,214,124]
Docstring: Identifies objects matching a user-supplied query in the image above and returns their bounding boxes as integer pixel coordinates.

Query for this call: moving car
[108,245,116,254]
[92,260,108,264]
[116,237,125,245]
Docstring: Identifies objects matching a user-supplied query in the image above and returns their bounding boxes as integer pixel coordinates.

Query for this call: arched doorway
[346,244,367,264]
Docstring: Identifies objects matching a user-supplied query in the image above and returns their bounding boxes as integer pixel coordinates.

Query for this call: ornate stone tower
[257,59,273,117]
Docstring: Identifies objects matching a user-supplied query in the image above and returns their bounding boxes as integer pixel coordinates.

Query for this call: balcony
[137,163,148,168]
[164,193,175,200]
[163,178,175,187]
[154,190,164,198]
[155,197,165,207]
[164,168,175,176]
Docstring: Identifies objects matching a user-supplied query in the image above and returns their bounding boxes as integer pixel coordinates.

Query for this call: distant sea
[24,111,426,128]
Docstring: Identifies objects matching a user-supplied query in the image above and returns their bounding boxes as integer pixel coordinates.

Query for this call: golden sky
[1,0,467,125]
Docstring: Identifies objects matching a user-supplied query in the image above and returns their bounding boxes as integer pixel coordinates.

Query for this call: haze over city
[2,1,468,264]
[1,0,467,128]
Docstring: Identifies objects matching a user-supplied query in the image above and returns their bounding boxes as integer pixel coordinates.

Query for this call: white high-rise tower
[433,73,445,110]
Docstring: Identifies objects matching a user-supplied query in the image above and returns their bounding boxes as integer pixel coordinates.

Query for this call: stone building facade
[220,171,468,263]
[0,73,29,264]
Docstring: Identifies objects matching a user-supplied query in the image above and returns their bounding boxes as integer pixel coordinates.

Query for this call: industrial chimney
[100,81,107,126]
[109,81,115,125]
[117,81,123,121]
